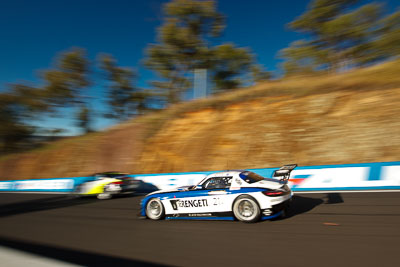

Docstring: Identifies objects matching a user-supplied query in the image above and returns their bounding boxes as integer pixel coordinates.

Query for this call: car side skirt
[166,211,233,220]
[164,210,283,221]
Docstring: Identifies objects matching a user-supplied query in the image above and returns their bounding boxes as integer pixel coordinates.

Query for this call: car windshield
[203,177,232,189]
[239,171,265,184]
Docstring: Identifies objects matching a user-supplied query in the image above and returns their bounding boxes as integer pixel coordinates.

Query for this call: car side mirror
[194,185,203,190]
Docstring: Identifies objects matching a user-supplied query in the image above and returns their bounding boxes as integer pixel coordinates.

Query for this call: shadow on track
[285,193,344,218]
[285,195,324,218]
[325,193,344,204]
[0,236,167,267]
[0,195,97,218]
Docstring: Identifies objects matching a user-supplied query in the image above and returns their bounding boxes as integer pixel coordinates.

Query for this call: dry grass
[134,59,400,137]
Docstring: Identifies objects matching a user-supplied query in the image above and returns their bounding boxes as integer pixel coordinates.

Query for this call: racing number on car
[213,197,223,206]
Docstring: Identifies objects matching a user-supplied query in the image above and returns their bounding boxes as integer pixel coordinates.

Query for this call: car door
[166,188,211,215]
[202,177,235,214]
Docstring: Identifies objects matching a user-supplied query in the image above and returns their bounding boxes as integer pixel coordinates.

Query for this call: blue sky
[0,0,398,135]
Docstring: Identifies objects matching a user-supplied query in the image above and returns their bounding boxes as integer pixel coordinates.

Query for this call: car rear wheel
[146,198,165,220]
[233,195,261,223]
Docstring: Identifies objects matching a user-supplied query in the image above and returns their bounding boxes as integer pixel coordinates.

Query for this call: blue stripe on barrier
[293,175,312,179]
[367,163,382,181]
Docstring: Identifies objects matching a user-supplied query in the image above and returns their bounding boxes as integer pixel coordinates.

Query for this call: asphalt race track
[0,192,399,267]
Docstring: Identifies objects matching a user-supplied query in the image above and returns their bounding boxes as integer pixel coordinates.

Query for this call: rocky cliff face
[1,61,399,180]
[138,88,400,173]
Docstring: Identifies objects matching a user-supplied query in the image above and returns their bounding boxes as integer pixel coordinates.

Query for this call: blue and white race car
[139,164,297,223]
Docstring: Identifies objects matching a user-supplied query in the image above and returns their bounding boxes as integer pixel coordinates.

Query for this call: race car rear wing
[272,164,297,183]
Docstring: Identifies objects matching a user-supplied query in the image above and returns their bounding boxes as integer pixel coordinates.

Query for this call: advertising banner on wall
[0,162,399,193]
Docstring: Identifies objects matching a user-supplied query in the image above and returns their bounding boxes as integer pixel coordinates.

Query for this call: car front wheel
[145,198,165,220]
[233,195,261,223]
[97,185,113,200]
[97,192,112,200]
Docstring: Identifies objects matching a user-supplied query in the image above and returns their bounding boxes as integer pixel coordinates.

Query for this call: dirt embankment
[1,61,400,179]
[138,88,400,173]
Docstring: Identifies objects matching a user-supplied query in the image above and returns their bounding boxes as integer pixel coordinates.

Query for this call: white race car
[139,164,297,223]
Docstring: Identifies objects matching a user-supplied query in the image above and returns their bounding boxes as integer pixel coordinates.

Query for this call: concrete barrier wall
[0,177,92,193]
[0,161,399,193]
[132,161,400,192]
